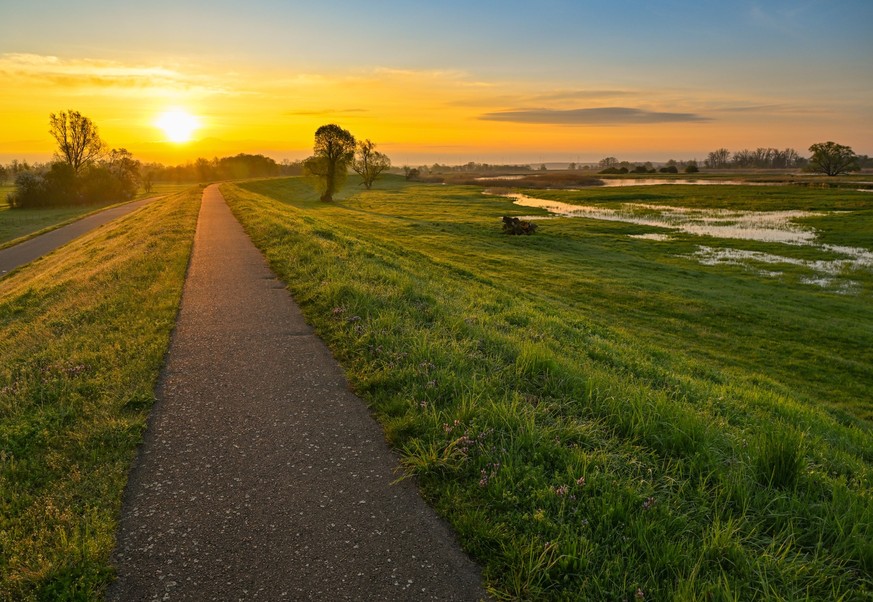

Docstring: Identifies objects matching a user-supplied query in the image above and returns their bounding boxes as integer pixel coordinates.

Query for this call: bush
[685,164,699,173]
[8,163,78,208]
[659,165,679,174]
[8,158,139,209]
[502,216,537,235]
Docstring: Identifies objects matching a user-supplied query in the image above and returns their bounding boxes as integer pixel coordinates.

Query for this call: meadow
[222,176,872,600]
[0,187,201,599]
[0,183,191,248]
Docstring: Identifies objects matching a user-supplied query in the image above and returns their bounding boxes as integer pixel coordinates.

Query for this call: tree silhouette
[807,142,859,176]
[49,110,104,173]
[353,139,391,190]
[303,124,356,201]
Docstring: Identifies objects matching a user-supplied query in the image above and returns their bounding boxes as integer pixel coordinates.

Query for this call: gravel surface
[107,185,489,601]
[0,196,161,277]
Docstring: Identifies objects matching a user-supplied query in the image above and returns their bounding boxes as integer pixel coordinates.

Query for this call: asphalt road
[107,185,489,601]
[0,196,161,278]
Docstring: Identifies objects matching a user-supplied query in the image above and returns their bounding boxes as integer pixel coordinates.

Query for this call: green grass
[0,183,191,248]
[0,187,201,600]
[222,176,873,600]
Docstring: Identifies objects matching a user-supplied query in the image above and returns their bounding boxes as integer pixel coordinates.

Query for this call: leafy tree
[105,148,141,199]
[353,139,391,189]
[49,110,104,173]
[599,157,619,169]
[0,164,7,186]
[807,141,860,176]
[303,124,356,201]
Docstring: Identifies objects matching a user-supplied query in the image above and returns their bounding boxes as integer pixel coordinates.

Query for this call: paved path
[0,196,162,278]
[108,186,488,601]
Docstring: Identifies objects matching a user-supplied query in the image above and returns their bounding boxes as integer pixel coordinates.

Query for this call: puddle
[498,192,872,292]
[629,233,671,241]
[689,245,872,292]
[505,193,822,244]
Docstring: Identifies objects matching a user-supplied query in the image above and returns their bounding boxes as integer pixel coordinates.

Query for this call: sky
[1,0,871,165]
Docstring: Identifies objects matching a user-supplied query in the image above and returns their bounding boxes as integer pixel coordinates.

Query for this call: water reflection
[506,193,820,244]
[501,192,872,291]
[598,178,778,187]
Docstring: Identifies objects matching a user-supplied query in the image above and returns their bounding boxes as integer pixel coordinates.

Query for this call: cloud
[479,107,711,125]
[0,53,232,97]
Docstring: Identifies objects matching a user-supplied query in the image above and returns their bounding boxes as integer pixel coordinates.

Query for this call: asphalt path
[0,196,162,278]
[108,185,489,601]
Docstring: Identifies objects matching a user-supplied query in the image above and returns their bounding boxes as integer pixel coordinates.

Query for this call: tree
[807,141,860,176]
[599,157,618,169]
[106,148,141,199]
[49,110,104,173]
[303,124,356,201]
[352,139,391,190]
[705,148,731,169]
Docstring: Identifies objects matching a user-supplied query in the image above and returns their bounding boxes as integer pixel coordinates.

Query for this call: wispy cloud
[0,53,232,97]
[480,107,711,125]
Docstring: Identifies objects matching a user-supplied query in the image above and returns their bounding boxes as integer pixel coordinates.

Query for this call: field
[221,176,873,600]
[0,183,192,248]
[0,188,201,599]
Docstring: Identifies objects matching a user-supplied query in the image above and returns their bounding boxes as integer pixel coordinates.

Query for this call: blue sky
[1,0,870,162]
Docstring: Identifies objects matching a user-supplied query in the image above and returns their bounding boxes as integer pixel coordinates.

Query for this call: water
[501,192,872,291]
[598,178,779,187]
[506,193,821,244]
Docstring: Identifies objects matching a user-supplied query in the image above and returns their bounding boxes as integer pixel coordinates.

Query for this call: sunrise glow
[155,109,199,144]
[0,2,869,165]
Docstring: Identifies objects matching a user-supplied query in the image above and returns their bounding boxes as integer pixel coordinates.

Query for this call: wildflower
[635,587,645,600]
[576,476,586,487]
[554,484,569,497]
[419,400,428,409]
[331,306,345,316]
[642,496,655,510]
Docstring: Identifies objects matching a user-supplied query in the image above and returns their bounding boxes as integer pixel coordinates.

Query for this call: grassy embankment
[0,183,191,248]
[0,187,201,600]
[222,176,872,600]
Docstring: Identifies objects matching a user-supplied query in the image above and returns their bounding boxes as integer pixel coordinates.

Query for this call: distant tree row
[703,143,867,175]
[703,147,805,169]
[141,153,291,186]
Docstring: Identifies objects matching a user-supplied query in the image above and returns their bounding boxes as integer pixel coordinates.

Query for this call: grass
[0,187,201,600]
[0,183,191,248]
[221,176,873,600]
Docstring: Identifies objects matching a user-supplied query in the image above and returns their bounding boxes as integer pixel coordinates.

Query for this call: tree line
[3,111,868,208]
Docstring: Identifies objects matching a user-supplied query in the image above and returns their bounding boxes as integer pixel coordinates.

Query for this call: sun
[155,109,199,143]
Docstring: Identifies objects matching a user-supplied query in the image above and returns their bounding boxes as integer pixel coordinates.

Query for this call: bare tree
[303,124,356,201]
[705,148,731,169]
[352,139,391,190]
[807,141,860,176]
[49,110,104,173]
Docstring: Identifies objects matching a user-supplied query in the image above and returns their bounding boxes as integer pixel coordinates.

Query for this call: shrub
[502,216,538,235]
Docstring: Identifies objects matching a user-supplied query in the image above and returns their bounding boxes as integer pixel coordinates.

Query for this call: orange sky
[1,2,870,166]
